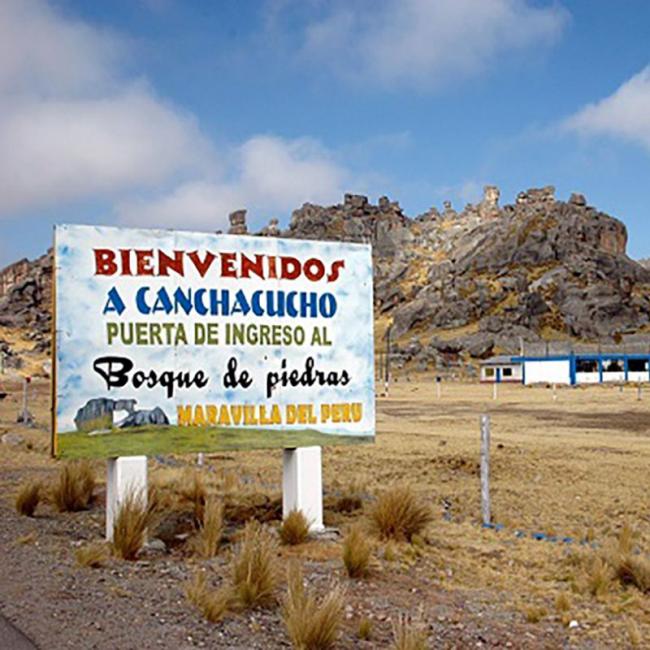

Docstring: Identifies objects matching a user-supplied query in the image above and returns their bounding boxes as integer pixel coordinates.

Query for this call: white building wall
[524,359,571,385]
[628,371,648,383]
[576,372,599,384]
[602,371,625,383]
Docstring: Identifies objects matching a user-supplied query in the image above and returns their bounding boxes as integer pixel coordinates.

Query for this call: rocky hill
[2,185,650,372]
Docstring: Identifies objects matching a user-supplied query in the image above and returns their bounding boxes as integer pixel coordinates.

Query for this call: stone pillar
[479,185,500,219]
[228,210,248,235]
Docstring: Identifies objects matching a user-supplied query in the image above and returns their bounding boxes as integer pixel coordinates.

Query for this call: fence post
[480,414,491,526]
[492,381,498,401]
[637,383,642,401]
[384,325,392,395]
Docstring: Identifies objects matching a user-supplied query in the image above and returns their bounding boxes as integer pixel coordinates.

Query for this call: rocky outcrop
[280,185,648,364]
[0,249,52,354]
[1,185,648,370]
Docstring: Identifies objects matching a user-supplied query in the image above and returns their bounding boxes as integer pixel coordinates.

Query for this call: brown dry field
[0,376,649,648]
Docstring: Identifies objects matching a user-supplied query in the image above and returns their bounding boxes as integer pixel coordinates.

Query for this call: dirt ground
[0,376,648,648]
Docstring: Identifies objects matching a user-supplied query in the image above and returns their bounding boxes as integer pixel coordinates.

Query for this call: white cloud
[302,0,568,88]
[0,87,211,213]
[117,135,347,229]
[0,0,354,227]
[0,0,211,215]
[563,66,650,151]
[0,0,123,97]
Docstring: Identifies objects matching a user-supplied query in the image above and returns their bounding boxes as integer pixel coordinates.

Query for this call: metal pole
[492,381,498,401]
[480,414,491,526]
[385,325,392,394]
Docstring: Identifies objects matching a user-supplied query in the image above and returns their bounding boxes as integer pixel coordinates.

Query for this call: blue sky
[2,0,650,266]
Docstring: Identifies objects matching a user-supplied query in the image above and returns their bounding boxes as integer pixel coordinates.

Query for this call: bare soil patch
[1,378,648,648]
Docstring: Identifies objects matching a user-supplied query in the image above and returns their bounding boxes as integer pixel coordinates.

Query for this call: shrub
[231,520,279,609]
[185,571,230,623]
[76,542,110,568]
[369,486,432,542]
[391,612,428,650]
[280,510,311,546]
[282,563,345,650]
[342,525,372,578]
[111,490,159,561]
[15,481,41,517]
[52,461,95,512]
[190,497,224,559]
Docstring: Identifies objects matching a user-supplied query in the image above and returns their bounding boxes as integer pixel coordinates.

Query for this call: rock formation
[1,185,649,371]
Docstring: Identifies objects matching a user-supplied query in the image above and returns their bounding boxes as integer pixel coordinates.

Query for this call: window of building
[576,359,598,373]
[502,367,513,377]
[628,359,648,372]
[604,360,623,372]
[485,368,495,378]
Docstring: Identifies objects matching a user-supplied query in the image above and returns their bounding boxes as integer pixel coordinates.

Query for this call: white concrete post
[282,447,323,532]
[106,456,148,541]
[492,381,498,401]
[480,415,491,526]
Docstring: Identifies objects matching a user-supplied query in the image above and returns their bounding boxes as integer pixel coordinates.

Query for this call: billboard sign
[53,225,375,458]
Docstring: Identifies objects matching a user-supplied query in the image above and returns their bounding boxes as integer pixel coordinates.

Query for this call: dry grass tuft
[615,554,650,593]
[178,469,208,523]
[51,461,95,512]
[231,520,279,609]
[280,510,311,546]
[15,480,41,517]
[282,563,345,650]
[575,524,650,597]
[342,525,373,578]
[111,490,159,561]
[76,542,110,568]
[189,497,224,559]
[626,617,642,647]
[582,556,614,599]
[334,481,365,514]
[391,611,428,650]
[358,617,373,640]
[185,571,231,623]
[369,485,432,542]
[555,592,571,613]
[524,605,547,623]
